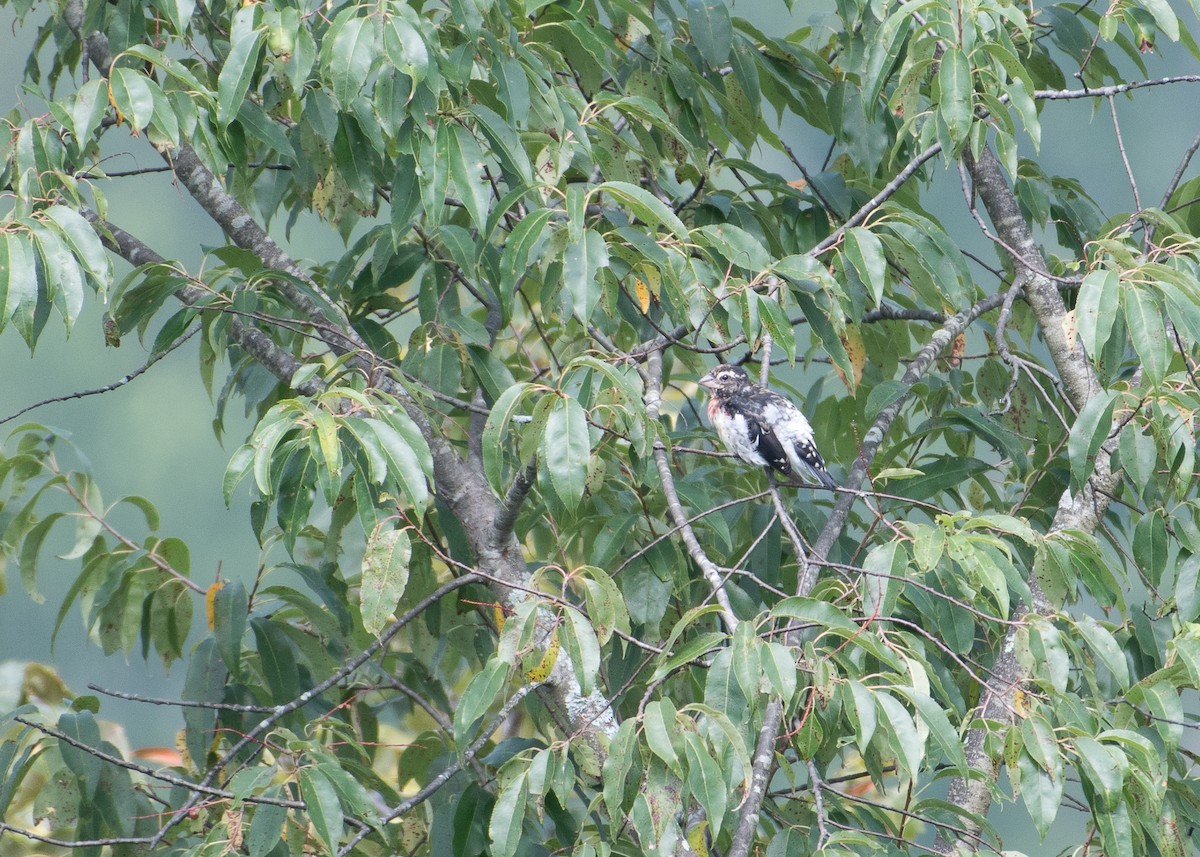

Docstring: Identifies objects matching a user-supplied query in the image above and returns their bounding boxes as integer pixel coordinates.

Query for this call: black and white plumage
[699,363,837,490]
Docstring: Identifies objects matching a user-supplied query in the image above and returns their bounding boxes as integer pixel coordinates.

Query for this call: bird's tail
[806,463,838,491]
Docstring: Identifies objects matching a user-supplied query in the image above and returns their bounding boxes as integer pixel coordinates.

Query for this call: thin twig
[336,682,542,856]
[641,348,738,631]
[151,574,480,846]
[811,143,943,257]
[0,326,199,426]
[89,683,272,712]
[1034,75,1200,100]
[1107,95,1142,215]
[12,716,303,808]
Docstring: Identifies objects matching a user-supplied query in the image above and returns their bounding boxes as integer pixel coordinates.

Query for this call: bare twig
[811,143,943,257]
[12,715,303,808]
[1107,95,1142,216]
[88,683,272,712]
[336,682,543,856]
[1034,75,1200,100]
[0,823,152,849]
[0,327,199,426]
[151,574,481,846]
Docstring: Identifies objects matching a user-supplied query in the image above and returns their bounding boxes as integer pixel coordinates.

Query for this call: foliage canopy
[3,0,1200,855]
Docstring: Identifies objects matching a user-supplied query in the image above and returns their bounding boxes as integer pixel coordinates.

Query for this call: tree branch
[931,144,1125,855]
[641,348,739,632]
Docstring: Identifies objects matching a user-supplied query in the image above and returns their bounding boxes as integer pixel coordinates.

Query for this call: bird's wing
[728,390,795,476]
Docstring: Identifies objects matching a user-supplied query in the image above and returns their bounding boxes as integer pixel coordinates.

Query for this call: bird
[698,363,837,490]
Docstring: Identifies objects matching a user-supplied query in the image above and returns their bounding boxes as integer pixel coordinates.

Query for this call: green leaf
[765,828,807,857]
[300,765,344,854]
[0,231,38,343]
[596,181,689,241]
[759,641,797,705]
[687,0,732,67]
[900,690,968,776]
[561,604,600,695]
[181,637,227,768]
[223,443,255,505]
[322,12,376,107]
[482,382,532,492]
[1067,391,1117,491]
[876,692,923,777]
[1124,286,1168,385]
[449,124,491,232]
[19,512,62,605]
[1176,554,1200,622]
[561,228,609,323]
[938,47,973,147]
[109,67,157,131]
[844,227,887,306]
[1075,735,1127,811]
[602,719,636,819]
[1075,615,1130,691]
[454,658,509,750]
[643,699,680,772]
[29,223,85,332]
[1138,681,1183,752]
[383,15,429,84]
[846,680,878,751]
[1139,0,1179,40]
[364,417,429,511]
[693,223,769,272]
[1017,750,1063,837]
[500,207,554,294]
[310,408,341,492]
[861,540,904,618]
[57,711,102,797]
[539,395,591,512]
[251,617,300,703]
[1133,510,1168,586]
[1094,796,1133,855]
[217,6,264,128]
[43,206,111,293]
[682,731,727,837]
[488,769,528,857]
[59,476,102,561]
[247,798,287,857]
[360,525,411,636]
[212,579,247,676]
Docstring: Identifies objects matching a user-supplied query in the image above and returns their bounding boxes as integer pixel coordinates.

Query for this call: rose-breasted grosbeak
[698,363,837,489]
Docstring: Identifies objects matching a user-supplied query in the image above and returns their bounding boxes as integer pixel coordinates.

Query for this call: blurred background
[1,0,1198,849]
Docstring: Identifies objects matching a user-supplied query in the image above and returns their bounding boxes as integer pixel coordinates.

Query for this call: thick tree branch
[64,0,618,790]
[931,145,1125,855]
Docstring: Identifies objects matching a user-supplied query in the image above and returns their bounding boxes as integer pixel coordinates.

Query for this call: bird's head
[698,363,749,396]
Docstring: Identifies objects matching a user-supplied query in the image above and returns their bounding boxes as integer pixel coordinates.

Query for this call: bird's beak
[698,371,716,389]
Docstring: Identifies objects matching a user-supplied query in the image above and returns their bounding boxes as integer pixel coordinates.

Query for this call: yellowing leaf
[634,277,651,313]
[205,580,225,630]
[949,332,965,369]
[526,628,560,682]
[834,324,865,389]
